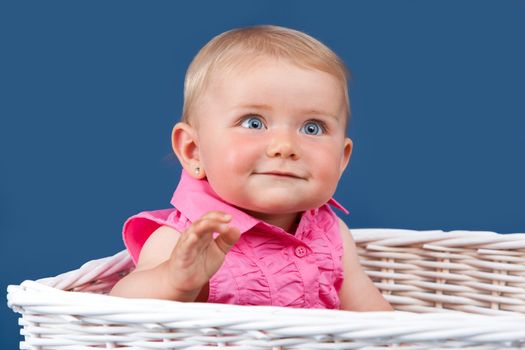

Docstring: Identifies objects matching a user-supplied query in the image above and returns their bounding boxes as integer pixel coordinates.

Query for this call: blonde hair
[182,25,351,124]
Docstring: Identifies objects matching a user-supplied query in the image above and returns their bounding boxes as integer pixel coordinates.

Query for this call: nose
[266,129,299,160]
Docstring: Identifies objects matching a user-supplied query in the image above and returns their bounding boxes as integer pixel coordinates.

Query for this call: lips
[255,171,304,179]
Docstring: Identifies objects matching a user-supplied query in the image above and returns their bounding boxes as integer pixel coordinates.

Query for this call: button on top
[294,246,307,258]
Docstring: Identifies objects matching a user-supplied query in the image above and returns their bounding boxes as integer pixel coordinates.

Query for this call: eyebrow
[236,103,340,120]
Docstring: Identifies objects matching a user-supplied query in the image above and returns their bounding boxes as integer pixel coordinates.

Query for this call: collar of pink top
[170,170,349,235]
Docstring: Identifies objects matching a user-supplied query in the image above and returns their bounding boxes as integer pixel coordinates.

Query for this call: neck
[244,210,302,234]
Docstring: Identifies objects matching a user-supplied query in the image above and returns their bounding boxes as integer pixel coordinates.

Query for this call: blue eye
[301,121,324,135]
[241,116,265,129]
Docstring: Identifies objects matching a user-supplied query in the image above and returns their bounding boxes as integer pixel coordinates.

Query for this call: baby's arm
[337,218,394,311]
[110,211,240,301]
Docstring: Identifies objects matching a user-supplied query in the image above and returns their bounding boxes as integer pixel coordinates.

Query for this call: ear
[171,122,205,179]
[339,137,353,174]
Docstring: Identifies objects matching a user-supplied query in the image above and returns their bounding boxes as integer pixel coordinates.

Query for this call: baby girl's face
[192,57,352,226]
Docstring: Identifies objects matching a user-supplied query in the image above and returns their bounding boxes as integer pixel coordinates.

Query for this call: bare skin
[111,58,393,311]
[110,211,240,301]
[110,211,393,312]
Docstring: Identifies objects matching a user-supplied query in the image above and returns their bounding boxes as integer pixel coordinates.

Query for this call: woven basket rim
[7,228,525,347]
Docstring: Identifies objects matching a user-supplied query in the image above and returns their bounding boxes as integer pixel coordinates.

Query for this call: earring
[195,167,201,175]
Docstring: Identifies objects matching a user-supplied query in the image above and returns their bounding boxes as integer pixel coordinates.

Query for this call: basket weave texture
[7,228,525,349]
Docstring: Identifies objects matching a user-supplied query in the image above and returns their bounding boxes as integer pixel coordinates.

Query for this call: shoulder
[336,217,394,311]
[134,225,182,272]
[336,216,349,234]
[335,217,360,274]
[123,207,190,264]
[336,217,357,249]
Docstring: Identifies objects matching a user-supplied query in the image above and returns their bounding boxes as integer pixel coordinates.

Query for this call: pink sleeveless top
[123,171,349,309]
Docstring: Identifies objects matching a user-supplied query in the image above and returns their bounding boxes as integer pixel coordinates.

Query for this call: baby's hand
[167,211,240,300]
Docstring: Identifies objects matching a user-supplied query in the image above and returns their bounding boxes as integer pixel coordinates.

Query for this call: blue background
[1,1,524,348]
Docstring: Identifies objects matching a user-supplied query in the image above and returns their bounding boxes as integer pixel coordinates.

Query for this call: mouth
[254,171,305,179]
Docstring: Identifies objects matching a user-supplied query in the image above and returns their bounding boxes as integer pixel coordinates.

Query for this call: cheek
[221,150,252,172]
[201,134,259,174]
[309,145,345,181]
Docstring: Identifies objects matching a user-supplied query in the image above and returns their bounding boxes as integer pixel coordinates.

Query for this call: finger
[175,213,234,258]
[214,226,241,254]
[200,211,232,223]
[190,217,232,238]
[178,218,231,253]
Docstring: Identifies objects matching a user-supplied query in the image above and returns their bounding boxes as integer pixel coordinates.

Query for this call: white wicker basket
[7,228,525,349]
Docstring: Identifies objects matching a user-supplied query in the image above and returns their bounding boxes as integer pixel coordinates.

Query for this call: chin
[246,200,311,215]
[232,190,328,214]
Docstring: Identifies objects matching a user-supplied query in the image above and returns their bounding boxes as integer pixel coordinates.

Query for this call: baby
[110,25,392,311]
